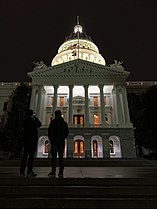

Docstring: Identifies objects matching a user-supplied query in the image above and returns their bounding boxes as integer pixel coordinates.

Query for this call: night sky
[1,0,157,82]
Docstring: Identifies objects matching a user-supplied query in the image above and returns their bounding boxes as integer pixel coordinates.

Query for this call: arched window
[109,140,114,154]
[91,136,103,158]
[73,139,84,158]
[109,136,122,158]
[37,136,50,158]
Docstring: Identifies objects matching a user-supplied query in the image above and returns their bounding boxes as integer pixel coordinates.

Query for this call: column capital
[68,85,74,90]
[53,85,59,90]
[42,87,46,94]
[98,84,104,89]
[38,85,46,92]
[83,84,89,89]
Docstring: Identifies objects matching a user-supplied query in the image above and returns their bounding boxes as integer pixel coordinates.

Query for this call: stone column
[119,87,125,124]
[68,85,74,126]
[30,85,37,111]
[36,85,43,120]
[114,84,123,125]
[52,85,58,118]
[99,85,106,126]
[84,85,89,127]
[112,87,117,125]
[40,87,46,124]
[122,86,131,124]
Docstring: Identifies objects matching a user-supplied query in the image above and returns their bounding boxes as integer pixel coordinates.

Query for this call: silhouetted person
[48,110,69,178]
[19,109,42,177]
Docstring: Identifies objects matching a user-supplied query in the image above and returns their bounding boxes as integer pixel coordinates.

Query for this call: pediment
[28,59,130,85]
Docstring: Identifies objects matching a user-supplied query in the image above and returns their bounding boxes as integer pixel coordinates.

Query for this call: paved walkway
[0,166,157,178]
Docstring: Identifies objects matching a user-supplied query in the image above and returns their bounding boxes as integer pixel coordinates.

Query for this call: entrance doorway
[73,139,85,158]
[73,115,84,126]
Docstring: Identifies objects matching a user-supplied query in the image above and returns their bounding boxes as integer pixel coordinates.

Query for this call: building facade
[27,23,136,159]
[3,23,155,159]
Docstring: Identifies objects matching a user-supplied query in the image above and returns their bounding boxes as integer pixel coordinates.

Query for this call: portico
[29,62,131,129]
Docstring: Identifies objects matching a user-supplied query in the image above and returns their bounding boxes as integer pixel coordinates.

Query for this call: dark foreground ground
[0,158,157,209]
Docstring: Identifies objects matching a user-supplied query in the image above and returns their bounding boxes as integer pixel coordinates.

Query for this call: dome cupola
[51,18,106,66]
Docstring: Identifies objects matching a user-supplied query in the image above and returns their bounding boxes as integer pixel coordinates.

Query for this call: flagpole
[77,16,79,59]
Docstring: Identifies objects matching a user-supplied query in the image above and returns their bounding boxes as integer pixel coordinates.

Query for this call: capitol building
[2,22,155,159]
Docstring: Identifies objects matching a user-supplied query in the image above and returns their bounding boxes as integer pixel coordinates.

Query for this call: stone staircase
[0,177,157,209]
[1,158,157,167]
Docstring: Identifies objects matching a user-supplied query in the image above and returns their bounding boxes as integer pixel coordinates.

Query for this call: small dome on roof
[65,24,93,42]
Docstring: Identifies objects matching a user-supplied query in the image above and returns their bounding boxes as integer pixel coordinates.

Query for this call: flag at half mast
[67,44,77,50]
[67,43,77,57]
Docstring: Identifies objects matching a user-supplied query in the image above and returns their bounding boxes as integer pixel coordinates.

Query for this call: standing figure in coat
[19,109,42,177]
[48,110,69,178]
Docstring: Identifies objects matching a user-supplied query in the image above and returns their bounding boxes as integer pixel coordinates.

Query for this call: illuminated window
[60,97,64,107]
[104,96,106,106]
[80,141,84,153]
[74,116,78,125]
[80,116,83,125]
[93,140,98,157]
[73,140,84,157]
[74,142,78,154]
[109,140,114,154]
[73,115,84,126]
[51,96,54,107]
[94,96,98,106]
[94,113,99,125]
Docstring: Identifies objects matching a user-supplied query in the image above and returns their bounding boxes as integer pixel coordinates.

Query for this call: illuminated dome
[51,23,106,66]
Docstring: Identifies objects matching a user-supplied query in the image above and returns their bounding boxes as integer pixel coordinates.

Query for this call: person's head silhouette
[26,109,33,117]
[55,110,62,118]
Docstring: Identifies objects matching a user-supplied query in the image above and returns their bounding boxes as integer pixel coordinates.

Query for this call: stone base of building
[37,127,137,159]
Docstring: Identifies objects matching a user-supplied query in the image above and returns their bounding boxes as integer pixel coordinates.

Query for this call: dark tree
[3,83,31,158]
[128,85,157,156]
[127,92,145,157]
[127,92,144,127]
[138,85,157,151]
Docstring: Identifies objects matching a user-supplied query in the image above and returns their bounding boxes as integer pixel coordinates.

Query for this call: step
[1,158,157,167]
[0,177,157,186]
[0,197,157,209]
[0,178,157,209]
[1,185,157,197]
